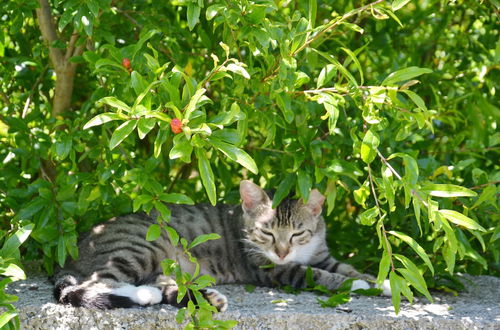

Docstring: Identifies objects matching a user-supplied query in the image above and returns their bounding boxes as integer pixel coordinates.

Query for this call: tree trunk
[52,63,77,117]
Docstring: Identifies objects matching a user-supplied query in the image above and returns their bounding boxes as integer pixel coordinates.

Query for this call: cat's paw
[351,279,370,291]
[112,284,163,305]
[202,288,228,312]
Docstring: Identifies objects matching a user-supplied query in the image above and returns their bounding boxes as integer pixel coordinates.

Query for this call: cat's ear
[240,180,271,213]
[302,189,325,216]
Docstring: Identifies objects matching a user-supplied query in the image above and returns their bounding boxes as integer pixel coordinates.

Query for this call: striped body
[53,181,375,310]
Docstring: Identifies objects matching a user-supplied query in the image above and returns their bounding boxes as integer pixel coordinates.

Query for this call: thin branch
[367,163,395,272]
[36,0,64,66]
[65,31,79,61]
[470,181,500,190]
[377,150,402,180]
[291,0,386,56]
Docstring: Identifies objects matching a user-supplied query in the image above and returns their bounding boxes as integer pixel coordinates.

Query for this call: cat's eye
[260,229,275,242]
[290,230,310,243]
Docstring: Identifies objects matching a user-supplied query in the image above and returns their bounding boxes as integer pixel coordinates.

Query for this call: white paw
[379,279,392,296]
[203,288,228,312]
[112,284,162,305]
[351,279,370,291]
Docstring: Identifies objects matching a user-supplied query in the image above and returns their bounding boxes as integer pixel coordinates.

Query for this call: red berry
[170,118,183,134]
[122,58,131,70]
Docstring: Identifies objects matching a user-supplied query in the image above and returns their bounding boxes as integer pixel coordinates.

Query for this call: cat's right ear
[240,180,271,214]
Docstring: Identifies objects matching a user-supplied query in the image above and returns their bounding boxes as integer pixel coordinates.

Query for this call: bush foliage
[0,0,498,327]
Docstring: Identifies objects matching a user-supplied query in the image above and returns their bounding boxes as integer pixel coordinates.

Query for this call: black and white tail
[53,273,163,309]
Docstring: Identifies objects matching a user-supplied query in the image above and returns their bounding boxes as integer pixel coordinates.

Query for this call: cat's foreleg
[310,257,391,295]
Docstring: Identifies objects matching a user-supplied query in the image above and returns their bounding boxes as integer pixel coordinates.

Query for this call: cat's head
[240,180,326,265]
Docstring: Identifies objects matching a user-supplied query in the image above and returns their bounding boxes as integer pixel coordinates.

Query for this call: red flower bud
[122,58,131,70]
[170,118,183,134]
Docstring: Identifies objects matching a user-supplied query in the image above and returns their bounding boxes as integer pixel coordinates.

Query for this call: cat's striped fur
[53,180,384,311]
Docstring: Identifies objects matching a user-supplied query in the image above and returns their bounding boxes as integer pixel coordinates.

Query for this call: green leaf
[196,148,216,205]
[353,184,370,208]
[170,135,193,163]
[272,173,296,208]
[308,0,317,28]
[359,206,379,226]
[377,250,391,286]
[0,263,26,281]
[146,224,161,241]
[83,112,129,129]
[297,170,312,202]
[208,137,258,174]
[185,88,206,120]
[176,308,186,324]
[389,271,402,314]
[401,89,427,111]
[341,47,364,85]
[166,226,179,246]
[244,284,256,293]
[388,231,434,275]
[352,288,383,296]
[55,136,72,160]
[313,49,358,86]
[226,63,250,79]
[98,96,131,112]
[188,233,221,250]
[276,94,294,123]
[439,210,486,232]
[154,201,171,222]
[206,4,224,20]
[159,193,194,205]
[133,194,153,212]
[0,309,18,329]
[316,64,336,88]
[137,117,156,139]
[1,224,34,258]
[421,184,477,198]
[394,254,432,302]
[109,120,137,150]
[392,0,411,11]
[187,3,200,31]
[471,185,497,209]
[361,129,380,164]
[317,293,350,308]
[382,66,432,85]
[154,126,168,158]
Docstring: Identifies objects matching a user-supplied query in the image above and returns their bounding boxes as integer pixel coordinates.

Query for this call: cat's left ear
[302,189,326,216]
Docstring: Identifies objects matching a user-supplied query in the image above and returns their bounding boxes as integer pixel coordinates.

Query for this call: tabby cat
[53,180,389,311]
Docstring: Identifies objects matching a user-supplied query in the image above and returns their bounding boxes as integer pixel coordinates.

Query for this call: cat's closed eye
[290,230,311,244]
[259,229,275,243]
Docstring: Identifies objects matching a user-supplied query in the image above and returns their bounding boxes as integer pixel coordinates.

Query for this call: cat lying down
[53,180,390,311]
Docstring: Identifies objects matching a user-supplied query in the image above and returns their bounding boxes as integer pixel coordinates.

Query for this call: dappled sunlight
[375,303,452,320]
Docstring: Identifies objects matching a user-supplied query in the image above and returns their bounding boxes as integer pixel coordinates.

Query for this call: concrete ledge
[9,274,499,329]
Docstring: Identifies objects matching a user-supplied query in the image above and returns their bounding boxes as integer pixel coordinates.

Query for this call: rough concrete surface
[8,274,500,329]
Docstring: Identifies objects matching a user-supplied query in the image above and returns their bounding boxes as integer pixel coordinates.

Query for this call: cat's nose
[275,248,289,259]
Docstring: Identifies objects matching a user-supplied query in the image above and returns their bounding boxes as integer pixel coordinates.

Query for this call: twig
[291,0,386,56]
[367,163,395,272]
[469,181,500,190]
[377,150,402,180]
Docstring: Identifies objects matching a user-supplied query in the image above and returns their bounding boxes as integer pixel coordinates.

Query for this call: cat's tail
[53,273,161,309]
